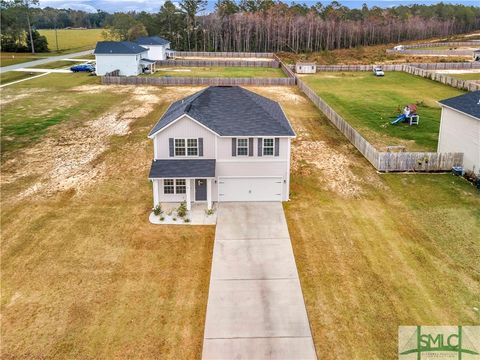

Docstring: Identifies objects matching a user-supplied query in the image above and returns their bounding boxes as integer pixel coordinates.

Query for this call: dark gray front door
[195,179,207,201]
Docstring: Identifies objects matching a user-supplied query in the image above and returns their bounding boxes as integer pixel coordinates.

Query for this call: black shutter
[249,138,254,157]
[275,138,280,156]
[169,138,174,157]
[198,138,203,156]
[231,138,237,157]
[258,138,263,157]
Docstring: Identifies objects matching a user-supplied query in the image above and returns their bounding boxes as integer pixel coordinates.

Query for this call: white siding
[438,107,480,174]
[95,53,146,76]
[142,44,170,60]
[154,116,216,159]
[295,64,316,74]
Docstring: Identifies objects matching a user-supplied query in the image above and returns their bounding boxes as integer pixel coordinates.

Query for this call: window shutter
[231,138,237,157]
[198,138,203,156]
[249,138,254,157]
[257,138,263,157]
[169,138,174,157]
[275,138,280,156]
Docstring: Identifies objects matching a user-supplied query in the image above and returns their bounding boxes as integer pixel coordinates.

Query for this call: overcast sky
[38,0,480,13]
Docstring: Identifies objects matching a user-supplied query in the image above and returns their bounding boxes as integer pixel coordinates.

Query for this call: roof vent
[185,104,192,112]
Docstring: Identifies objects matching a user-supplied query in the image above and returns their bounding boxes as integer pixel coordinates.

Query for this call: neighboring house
[438,91,480,174]
[94,41,155,76]
[393,45,405,51]
[148,86,296,210]
[295,62,316,74]
[474,49,480,62]
[135,36,171,61]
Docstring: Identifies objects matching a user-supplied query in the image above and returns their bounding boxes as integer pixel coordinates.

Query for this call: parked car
[373,67,385,76]
[70,64,95,73]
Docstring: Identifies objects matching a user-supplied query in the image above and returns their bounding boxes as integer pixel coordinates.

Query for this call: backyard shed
[438,91,480,174]
[94,41,150,76]
[295,62,316,74]
[135,36,171,61]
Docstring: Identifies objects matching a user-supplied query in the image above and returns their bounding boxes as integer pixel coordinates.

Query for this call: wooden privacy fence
[101,76,295,86]
[273,54,297,80]
[387,49,473,56]
[171,51,274,58]
[399,41,480,49]
[409,62,480,70]
[296,77,463,172]
[403,65,480,91]
[156,59,279,68]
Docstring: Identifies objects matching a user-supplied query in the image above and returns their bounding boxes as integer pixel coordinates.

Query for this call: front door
[195,179,207,201]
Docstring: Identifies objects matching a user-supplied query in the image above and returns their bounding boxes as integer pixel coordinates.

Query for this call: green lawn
[1,73,104,154]
[152,66,285,78]
[0,29,101,67]
[301,71,465,151]
[0,71,39,85]
[38,29,103,53]
[250,86,480,359]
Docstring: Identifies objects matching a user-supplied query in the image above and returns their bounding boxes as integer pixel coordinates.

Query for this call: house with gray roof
[135,36,171,60]
[438,91,480,174]
[148,86,296,211]
[94,41,155,76]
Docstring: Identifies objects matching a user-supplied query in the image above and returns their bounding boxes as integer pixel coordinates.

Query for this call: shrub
[153,204,162,216]
[172,217,177,221]
[184,218,191,223]
[160,216,165,221]
[177,201,188,218]
[205,208,215,216]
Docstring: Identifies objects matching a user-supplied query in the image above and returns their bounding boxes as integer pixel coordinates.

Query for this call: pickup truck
[373,67,385,76]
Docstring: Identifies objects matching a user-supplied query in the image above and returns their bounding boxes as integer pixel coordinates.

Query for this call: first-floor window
[263,138,274,156]
[237,138,248,156]
[164,179,175,194]
[175,179,186,194]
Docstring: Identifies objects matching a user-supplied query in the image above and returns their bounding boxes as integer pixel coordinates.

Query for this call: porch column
[153,180,160,207]
[207,179,212,210]
[186,179,192,211]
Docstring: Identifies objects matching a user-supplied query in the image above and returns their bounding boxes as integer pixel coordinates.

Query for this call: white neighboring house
[438,91,480,174]
[94,41,155,76]
[295,62,316,74]
[148,86,296,211]
[135,36,171,60]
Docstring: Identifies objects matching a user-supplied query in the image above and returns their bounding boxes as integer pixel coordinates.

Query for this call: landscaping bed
[300,71,464,151]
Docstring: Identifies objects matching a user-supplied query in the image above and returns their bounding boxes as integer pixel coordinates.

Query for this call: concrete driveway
[202,202,316,359]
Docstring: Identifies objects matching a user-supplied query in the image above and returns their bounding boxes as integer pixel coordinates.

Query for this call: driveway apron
[202,202,316,359]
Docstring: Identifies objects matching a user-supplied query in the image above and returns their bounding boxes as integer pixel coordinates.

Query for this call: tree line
[1,0,480,54]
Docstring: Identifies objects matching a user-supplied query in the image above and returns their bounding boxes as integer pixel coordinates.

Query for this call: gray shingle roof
[439,91,480,120]
[149,159,216,178]
[136,36,170,46]
[94,41,148,55]
[148,86,296,137]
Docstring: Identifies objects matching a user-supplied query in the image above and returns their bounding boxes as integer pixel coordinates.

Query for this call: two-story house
[148,86,296,211]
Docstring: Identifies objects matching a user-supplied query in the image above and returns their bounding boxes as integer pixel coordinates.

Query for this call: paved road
[0,50,93,73]
[202,202,316,359]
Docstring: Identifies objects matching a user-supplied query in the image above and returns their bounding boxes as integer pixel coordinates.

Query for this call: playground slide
[391,114,406,125]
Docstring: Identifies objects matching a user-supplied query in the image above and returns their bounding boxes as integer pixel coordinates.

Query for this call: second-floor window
[263,138,274,156]
[175,138,198,157]
[237,138,248,156]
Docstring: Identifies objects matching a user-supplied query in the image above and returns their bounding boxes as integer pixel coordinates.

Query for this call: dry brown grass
[249,86,480,359]
[1,81,215,359]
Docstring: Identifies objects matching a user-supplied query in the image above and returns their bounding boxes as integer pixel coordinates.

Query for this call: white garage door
[218,177,283,202]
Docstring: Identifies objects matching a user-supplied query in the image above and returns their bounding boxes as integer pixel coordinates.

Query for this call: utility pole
[24,0,35,54]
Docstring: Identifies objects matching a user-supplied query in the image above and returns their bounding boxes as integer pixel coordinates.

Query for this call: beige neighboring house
[295,62,316,74]
[438,91,480,174]
[148,86,296,211]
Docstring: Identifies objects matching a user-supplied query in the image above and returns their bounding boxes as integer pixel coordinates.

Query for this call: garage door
[218,177,283,202]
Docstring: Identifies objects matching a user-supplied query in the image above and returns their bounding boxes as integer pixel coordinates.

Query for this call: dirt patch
[248,86,307,105]
[0,88,47,106]
[292,140,363,197]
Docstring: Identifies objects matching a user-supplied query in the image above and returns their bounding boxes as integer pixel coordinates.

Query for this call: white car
[373,67,385,76]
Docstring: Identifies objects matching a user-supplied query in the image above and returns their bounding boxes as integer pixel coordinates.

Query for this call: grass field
[1,77,214,358]
[448,72,480,80]
[0,29,102,67]
[0,71,39,85]
[301,71,464,151]
[1,79,479,359]
[255,85,480,359]
[152,66,285,78]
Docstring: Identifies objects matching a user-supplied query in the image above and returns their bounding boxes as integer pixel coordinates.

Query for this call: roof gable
[149,86,295,137]
[94,41,148,55]
[439,91,480,120]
